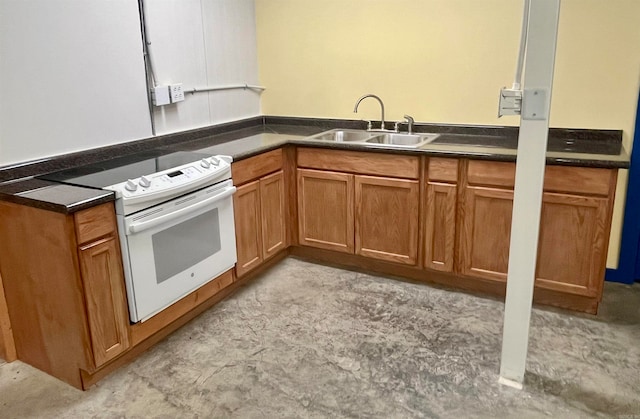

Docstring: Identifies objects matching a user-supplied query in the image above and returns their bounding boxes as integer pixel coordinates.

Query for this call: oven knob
[125,179,138,192]
[210,156,220,166]
[200,158,211,169]
[139,176,151,188]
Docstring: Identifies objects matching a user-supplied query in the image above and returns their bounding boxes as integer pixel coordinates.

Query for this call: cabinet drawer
[543,166,613,196]
[428,158,458,182]
[75,203,117,245]
[297,148,419,179]
[467,160,515,188]
[232,148,283,185]
[467,160,615,196]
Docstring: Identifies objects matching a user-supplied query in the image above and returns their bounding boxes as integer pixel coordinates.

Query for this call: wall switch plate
[152,86,171,106]
[169,84,184,103]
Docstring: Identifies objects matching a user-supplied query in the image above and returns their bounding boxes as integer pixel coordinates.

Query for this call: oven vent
[174,194,198,206]
[133,207,164,222]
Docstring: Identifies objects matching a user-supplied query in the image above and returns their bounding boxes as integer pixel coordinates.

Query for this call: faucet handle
[364,120,373,131]
[394,121,401,132]
[403,115,415,134]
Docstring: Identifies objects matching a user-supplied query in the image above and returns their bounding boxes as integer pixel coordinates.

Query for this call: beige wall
[256,0,640,268]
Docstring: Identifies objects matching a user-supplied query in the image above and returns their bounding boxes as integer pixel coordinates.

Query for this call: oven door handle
[127,186,236,234]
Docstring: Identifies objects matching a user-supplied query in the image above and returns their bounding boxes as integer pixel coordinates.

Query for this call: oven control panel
[106,155,233,213]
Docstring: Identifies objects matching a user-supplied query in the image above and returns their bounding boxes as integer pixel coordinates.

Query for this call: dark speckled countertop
[0,178,114,213]
[159,123,630,169]
[0,116,630,213]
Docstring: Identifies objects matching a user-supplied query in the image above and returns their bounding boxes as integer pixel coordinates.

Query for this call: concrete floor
[1,258,639,418]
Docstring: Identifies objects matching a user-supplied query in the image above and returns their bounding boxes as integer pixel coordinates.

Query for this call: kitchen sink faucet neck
[354,94,386,131]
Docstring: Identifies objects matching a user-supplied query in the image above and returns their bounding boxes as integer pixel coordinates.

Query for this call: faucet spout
[353,94,385,130]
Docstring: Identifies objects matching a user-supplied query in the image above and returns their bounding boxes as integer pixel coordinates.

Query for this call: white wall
[0,0,153,166]
[146,0,260,134]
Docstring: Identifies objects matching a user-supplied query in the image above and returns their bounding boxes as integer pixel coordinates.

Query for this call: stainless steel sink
[309,129,378,142]
[364,133,439,148]
[305,129,440,149]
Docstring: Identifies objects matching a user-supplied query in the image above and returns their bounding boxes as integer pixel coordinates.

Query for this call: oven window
[152,208,222,284]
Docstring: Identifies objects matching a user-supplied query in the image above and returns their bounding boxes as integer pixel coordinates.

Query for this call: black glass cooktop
[39,150,213,189]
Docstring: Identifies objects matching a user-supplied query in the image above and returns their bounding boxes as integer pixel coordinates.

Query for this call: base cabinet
[536,192,609,297]
[355,175,419,265]
[297,167,421,265]
[234,171,287,278]
[297,168,355,253]
[234,180,264,276]
[78,236,130,367]
[232,148,287,278]
[424,158,459,272]
[458,160,616,301]
[0,202,131,388]
[459,186,514,282]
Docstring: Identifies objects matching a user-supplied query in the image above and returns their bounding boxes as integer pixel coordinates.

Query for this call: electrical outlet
[152,86,171,106]
[170,84,184,103]
[498,87,522,117]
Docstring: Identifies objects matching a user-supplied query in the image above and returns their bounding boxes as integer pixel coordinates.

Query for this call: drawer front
[543,166,613,196]
[75,203,117,245]
[428,157,459,183]
[467,160,515,188]
[297,148,420,179]
[467,160,614,196]
[232,148,283,185]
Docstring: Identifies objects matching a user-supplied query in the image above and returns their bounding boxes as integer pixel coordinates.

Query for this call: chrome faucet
[353,94,386,131]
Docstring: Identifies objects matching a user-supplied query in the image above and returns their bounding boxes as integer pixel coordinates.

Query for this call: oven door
[121,180,237,322]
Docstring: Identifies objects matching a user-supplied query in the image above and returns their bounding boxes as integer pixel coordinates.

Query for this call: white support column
[499,0,561,389]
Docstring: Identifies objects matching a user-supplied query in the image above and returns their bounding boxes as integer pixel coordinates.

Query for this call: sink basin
[365,133,440,148]
[310,129,378,142]
[305,129,440,149]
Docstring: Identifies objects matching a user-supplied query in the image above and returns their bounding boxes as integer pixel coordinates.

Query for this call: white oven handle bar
[127,186,236,234]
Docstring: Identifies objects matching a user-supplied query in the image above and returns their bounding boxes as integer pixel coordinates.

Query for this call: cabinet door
[234,180,263,277]
[355,175,419,265]
[424,182,457,272]
[459,186,513,282]
[260,170,286,260]
[78,236,130,368]
[536,192,609,297]
[298,169,354,253]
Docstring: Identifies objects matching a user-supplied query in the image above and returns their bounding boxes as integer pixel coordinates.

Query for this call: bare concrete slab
[1,258,638,418]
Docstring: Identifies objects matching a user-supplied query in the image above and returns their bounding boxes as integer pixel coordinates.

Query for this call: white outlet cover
[170,84,185,103]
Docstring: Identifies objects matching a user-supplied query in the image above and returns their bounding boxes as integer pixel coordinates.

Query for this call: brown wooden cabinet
[0,201,131,388]
[232,149,288,278]
[458,159,617,304]
[355,175,419,265]
[458,186,514,282]
[424,158,459,272]
[234,171,287,277]
[78,236,130,367]
[260,171,287,260]
[234,180,263,276]
[296,148,421,265]
[536,192,609,297]
[297,168,354,253]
